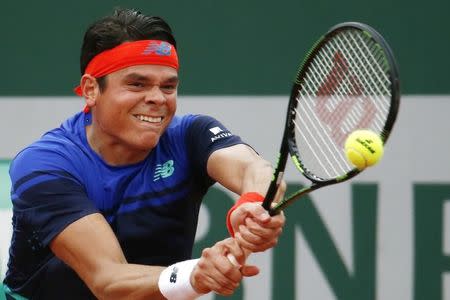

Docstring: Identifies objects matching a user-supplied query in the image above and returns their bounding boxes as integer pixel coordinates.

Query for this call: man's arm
[207,144,273,195]
[50,213,253,299]
[50,213,165,299]
[207,144,286,252]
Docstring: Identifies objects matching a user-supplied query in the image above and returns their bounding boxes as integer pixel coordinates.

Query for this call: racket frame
[263,22,400,215]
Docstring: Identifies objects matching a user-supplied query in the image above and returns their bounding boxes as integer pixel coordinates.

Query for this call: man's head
[80,8,177,91]
[79,8,180,165]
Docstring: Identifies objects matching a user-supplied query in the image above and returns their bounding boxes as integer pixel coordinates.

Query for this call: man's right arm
[50,213,253,299]
[50,213,166,299]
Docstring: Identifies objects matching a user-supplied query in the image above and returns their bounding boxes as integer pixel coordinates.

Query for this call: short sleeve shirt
[4,111,244,299]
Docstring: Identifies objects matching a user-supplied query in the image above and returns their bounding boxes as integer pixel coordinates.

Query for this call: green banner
[0,0,449,95]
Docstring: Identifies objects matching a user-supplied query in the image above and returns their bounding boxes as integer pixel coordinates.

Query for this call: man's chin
[134,137,160,151]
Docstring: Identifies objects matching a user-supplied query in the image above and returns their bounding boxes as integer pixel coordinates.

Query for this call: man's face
[91,64,178,152]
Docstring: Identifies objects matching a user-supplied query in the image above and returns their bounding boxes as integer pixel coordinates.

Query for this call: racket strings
[329,32,391,130]
[299,57,365,175]
[318,43,386,131]
[296,70,351,177]
[310,52,369,128]
[293,105,347,177]
[342,33,390,90]
[293,29,393,180]
[337,33,391,114]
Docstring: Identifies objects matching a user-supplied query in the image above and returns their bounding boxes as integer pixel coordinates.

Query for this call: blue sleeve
[185,115,246,175]
[9,147,98,248]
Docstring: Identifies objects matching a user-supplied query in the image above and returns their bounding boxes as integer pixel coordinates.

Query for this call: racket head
[286,22,400,186]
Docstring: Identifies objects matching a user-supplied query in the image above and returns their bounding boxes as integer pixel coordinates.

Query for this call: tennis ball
[344,130,384,170]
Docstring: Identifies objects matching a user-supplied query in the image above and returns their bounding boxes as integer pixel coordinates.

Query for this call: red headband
[74,40,179,96]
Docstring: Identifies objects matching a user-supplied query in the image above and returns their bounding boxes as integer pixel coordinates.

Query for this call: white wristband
[158,258,203,300]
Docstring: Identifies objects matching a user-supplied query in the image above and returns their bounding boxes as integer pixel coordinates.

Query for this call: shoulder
[160,114,199,143]
[10,114,88,184]
[165,114,198,132]
[162,114,233,144]
[10,145,70,185]
[169,114,228,135]
[185,114,238,144]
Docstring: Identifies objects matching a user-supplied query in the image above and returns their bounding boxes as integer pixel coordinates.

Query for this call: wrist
[226,192,264,236]
[158,259,203,300]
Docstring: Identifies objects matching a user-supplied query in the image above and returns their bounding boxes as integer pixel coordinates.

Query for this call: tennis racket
[227,21,400,267]
[261,21,400,215]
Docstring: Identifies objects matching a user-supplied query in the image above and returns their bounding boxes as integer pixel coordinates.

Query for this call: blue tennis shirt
[3,111,243,299]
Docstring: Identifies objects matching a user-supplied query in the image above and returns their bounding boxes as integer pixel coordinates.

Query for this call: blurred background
[1,0,448,96]
[1,0,449,299]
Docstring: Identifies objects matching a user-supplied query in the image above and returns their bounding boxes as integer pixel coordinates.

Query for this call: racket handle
[226,247,251,268]
[263,170,286,215]
[226,253,241,268]
[262,182,277,211]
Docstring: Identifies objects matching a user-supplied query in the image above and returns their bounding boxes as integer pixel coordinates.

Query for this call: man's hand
[230,180,286,252]
[190,238,259,296]
[229,202,285,252]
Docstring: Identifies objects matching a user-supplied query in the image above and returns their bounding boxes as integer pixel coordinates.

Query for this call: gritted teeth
[135,114,163,123]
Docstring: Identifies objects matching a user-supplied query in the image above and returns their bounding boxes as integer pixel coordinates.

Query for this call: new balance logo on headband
[143,41,172,56]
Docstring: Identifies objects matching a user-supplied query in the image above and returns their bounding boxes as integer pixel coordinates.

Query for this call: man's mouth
[134,114,163,124]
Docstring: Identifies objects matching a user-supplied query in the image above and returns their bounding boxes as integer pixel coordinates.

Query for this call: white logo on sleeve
[209,126,232,142]
[209,127,223,135]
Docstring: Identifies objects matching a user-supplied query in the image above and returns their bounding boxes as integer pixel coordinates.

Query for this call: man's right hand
[190,238,259,296]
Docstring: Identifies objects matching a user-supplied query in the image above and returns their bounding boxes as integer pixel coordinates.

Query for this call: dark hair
[80,8,176,91]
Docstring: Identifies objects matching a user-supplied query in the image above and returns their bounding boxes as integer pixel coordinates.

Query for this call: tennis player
[2,8,285,300]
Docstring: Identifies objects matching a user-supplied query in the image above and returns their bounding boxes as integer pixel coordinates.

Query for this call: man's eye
[161,85,177,92]
[129,82,144,87]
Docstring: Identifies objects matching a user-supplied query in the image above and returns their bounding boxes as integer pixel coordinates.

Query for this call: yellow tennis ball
[344,130,384,170]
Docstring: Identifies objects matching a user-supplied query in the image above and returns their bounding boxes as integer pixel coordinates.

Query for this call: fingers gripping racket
[228,22,400,267]
[263,21,400,215]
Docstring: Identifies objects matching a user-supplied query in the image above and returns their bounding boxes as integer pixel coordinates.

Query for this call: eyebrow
[123,72,179,83]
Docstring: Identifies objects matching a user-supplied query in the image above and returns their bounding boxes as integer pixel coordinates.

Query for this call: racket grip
[263,171,285,214]
[226,253,241,268]
[262,186,277,211]
[226,248,251,268]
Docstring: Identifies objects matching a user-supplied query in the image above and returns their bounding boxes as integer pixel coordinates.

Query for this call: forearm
[209,147,285,253]
[90,263,166,300]
[239,158,273,196]
[50,214,172,300]
[207,144,274,196]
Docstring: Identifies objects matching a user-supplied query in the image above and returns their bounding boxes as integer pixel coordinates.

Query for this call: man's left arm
[207,144,286,252]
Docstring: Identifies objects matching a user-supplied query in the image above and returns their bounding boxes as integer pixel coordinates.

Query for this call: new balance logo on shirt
[153,160,175,181]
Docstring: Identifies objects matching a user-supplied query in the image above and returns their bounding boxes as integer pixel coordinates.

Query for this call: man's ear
[80,74,100,108]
